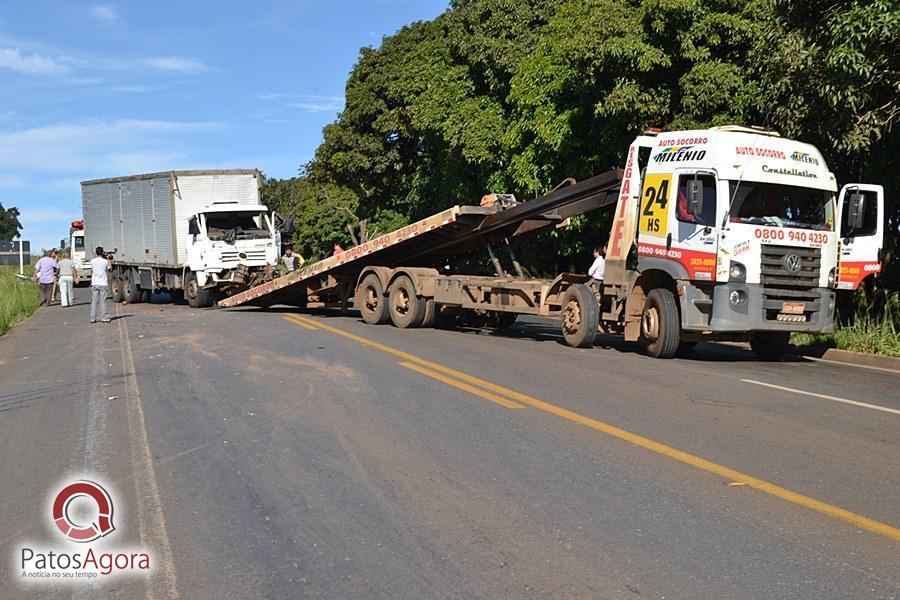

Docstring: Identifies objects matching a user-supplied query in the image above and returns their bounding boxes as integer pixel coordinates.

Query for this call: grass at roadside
[791,294,900,357]
[0,265,40,336]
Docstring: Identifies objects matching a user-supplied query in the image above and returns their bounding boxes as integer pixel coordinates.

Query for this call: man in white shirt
[89,246,112,323]
[588,245,606,290]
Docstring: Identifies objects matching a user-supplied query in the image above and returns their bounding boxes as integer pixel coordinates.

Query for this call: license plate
[782,302,806,314]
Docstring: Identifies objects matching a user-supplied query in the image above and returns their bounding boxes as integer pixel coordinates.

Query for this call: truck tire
[110,271,124,303]
[357,274,389,324]
[750,331,790,361]
[186,273,212,308]
[388,275,425,328]
[641,288,680,359]
[560,284,598,348]
[121,270,141,304]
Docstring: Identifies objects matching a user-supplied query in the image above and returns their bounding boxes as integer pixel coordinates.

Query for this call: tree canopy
[265,0,898,285]
[0,203,22,241]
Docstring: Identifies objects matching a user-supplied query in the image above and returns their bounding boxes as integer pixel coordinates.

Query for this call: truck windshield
[73,236,85,250]
[205,212,269,240]
[728,181,833,231]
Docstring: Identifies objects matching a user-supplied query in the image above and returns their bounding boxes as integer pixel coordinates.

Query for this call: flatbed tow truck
[219,127,884,359]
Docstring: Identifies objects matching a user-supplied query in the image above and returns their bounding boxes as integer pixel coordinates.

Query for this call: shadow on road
[238,305,810,365]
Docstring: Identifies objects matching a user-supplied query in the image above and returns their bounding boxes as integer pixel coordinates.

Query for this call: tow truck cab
[605,126,884,358]
[69,220,92,282]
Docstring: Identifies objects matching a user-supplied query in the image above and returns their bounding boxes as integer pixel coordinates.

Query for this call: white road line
[117,307,181,600]
[740,379,900,416]
[802,355,900,375]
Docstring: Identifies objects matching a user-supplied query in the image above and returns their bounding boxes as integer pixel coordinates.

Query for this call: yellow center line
[283,314,321,330]
[399,361,524,409]
[283,313,900,543]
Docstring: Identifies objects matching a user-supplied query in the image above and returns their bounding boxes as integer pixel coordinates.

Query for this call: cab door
[836,184,884,290]
[670,170,719,282]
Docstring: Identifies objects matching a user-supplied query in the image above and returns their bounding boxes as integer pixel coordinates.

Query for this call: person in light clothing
[56,251,79,307]
[588,245,606,290]
[32,251,58,306]
[282,246,305,273]
[89,247,112,323]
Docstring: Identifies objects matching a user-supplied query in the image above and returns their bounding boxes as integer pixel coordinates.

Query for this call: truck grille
[759,245,821,321]
[221,249,268,264]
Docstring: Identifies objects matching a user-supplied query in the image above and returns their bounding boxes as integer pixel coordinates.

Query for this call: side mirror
[687,179,704,219]
[847,192,866,232]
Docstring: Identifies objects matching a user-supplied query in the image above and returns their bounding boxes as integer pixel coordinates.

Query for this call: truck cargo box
[81,170,261,267]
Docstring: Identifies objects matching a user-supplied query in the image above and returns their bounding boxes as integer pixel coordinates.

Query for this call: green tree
[506,0,764,195]
[0,203,22,240]
[261,177,359,261]
[756,0,900,289]
[301,0,897,291]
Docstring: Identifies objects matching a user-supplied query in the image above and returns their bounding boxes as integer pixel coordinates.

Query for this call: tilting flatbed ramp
[218,169,622,308]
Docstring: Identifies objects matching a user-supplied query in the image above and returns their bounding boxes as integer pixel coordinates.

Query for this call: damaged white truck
[81,169,280,307]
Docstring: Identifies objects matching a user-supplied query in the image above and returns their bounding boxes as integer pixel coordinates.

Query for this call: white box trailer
[82,170,279,307]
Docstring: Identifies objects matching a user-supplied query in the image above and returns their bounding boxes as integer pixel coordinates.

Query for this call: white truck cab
[69,221,92,282]
[186,201,279,288]
[606,126,884,358]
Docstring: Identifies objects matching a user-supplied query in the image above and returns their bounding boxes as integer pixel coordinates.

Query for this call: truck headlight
[729,261,746,283]
[827,267,836,288]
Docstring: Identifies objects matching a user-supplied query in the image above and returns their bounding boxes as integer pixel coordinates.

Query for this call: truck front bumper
[681,282,835,334]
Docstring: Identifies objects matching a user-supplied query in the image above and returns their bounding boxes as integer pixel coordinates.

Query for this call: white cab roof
[645,128,836,191]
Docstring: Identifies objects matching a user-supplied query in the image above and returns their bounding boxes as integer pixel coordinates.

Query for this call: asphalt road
[1,287,898,599]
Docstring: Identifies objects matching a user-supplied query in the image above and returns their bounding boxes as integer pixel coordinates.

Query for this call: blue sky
[0,0,448,251]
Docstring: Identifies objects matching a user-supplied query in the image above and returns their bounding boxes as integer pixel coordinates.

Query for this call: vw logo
[783,253,802,275]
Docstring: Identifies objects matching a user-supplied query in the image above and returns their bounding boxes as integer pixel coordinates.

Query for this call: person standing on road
[32,251,58,306]
[56,250,79,307]
[49,249,60,305]
[89,246,112,323]
[588,245,606,290]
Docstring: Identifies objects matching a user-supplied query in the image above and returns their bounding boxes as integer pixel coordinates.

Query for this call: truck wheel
[122,271,141,304]
[750,331,790,361]
[186,273,212,308]
[641,288,680,358]
[357,274,389,325]
[388,275,425,328]
[110,271,124,303]
[560,284,598,348]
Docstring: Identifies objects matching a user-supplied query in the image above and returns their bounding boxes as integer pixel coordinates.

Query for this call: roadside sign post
[18,238,24,276]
